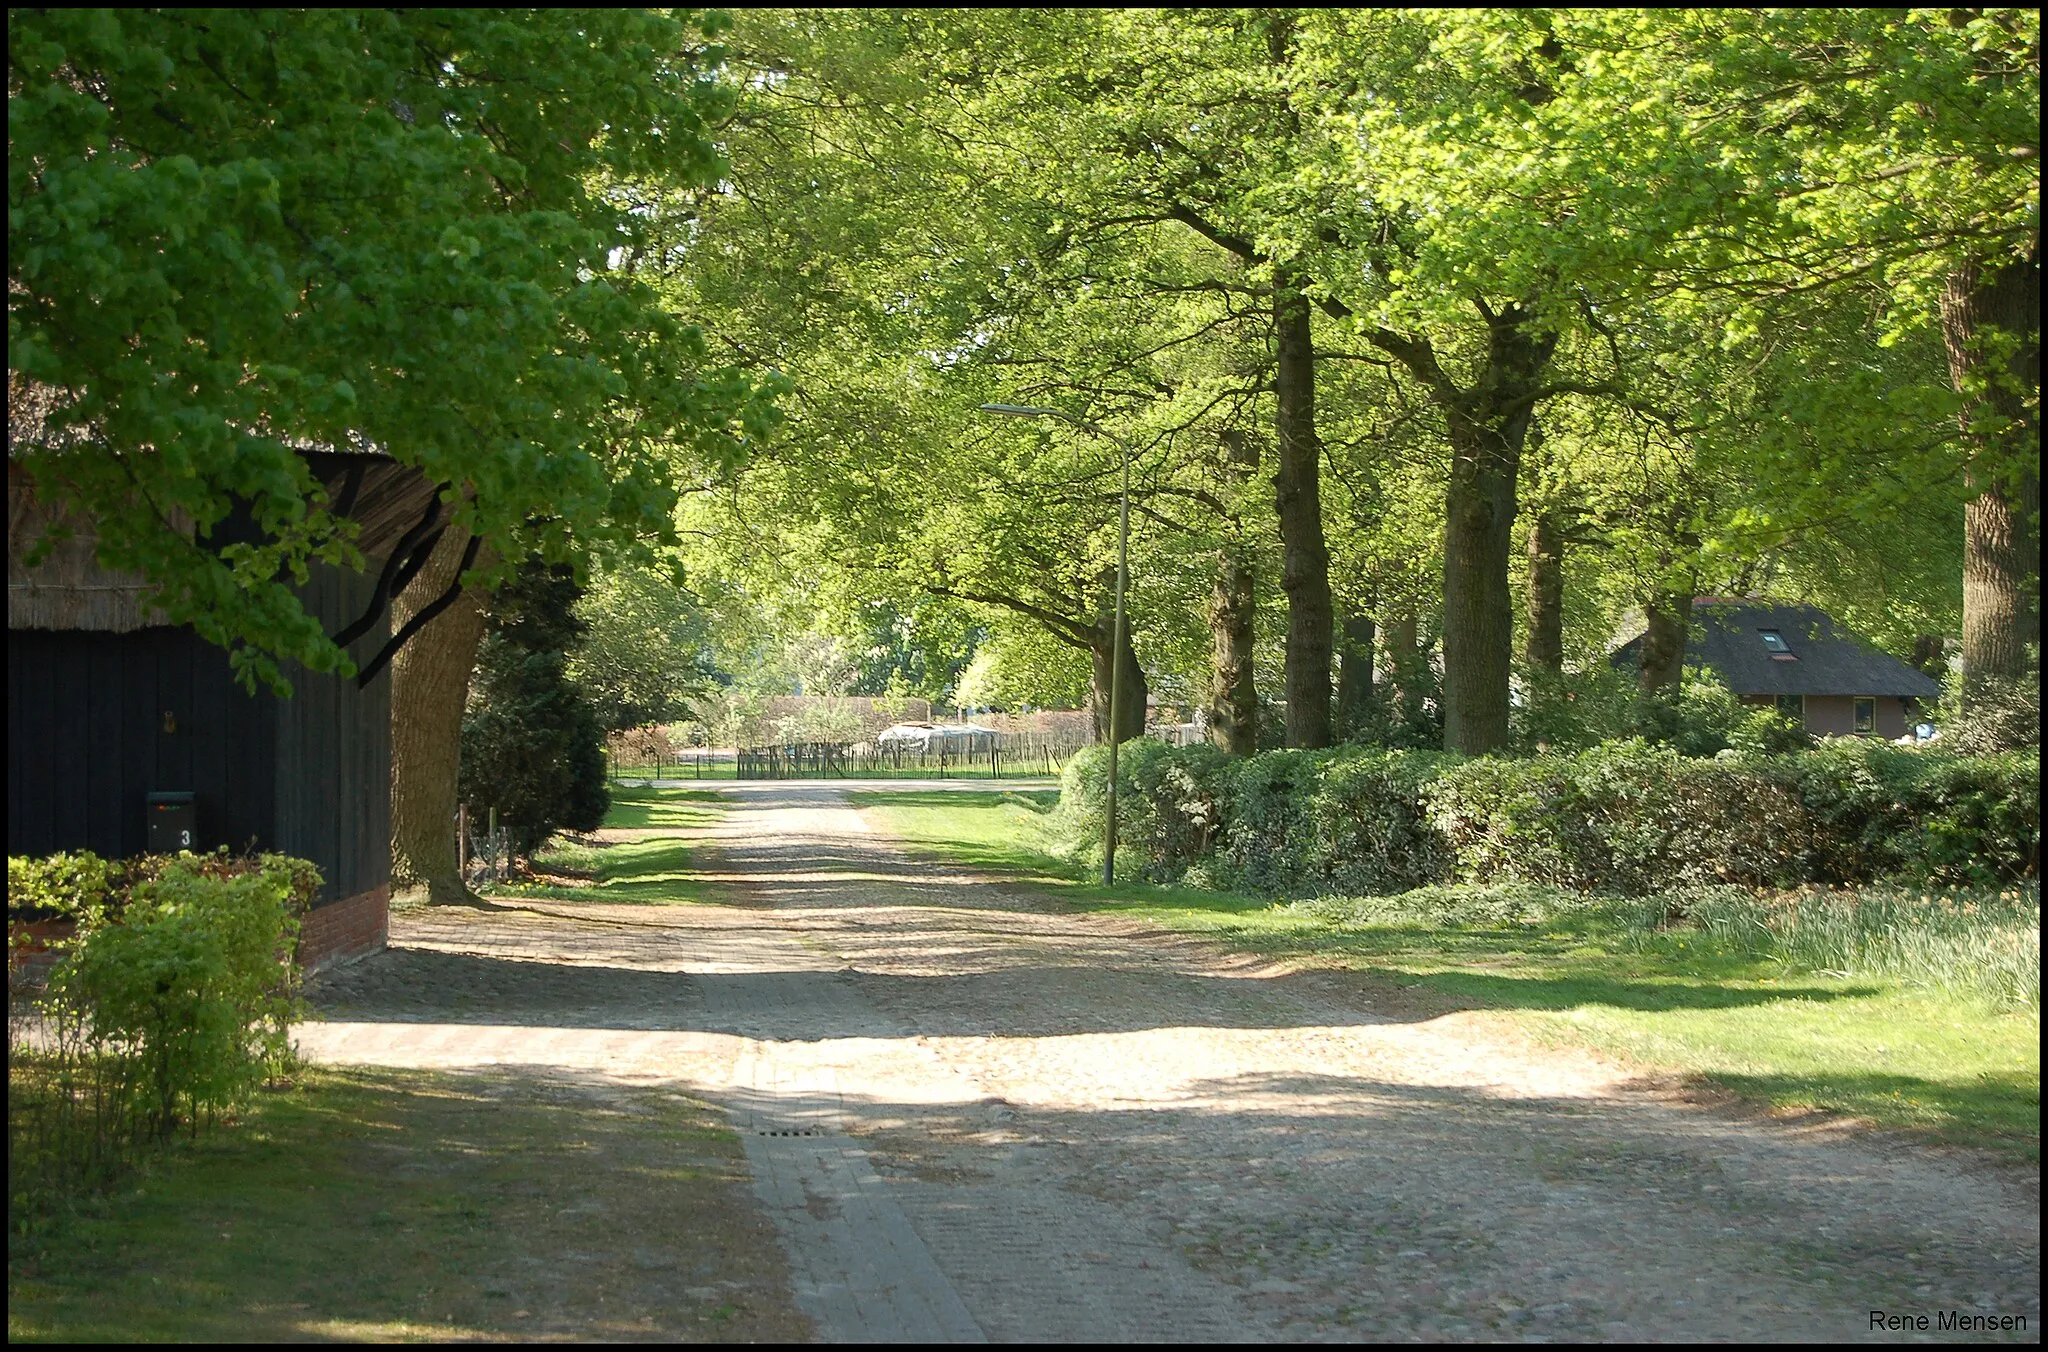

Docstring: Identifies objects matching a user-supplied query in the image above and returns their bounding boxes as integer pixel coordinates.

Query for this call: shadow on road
[310,940,1863,1039]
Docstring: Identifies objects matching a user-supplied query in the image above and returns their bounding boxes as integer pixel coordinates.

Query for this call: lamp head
[978,403,1067,418]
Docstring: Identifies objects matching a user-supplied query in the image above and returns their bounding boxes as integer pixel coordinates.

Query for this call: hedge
[1059,738,2039,896]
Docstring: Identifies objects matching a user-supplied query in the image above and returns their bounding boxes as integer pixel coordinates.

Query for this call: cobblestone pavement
[302,783,2040,1343]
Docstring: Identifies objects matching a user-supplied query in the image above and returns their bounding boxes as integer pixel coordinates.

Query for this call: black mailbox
[146,792,197,853]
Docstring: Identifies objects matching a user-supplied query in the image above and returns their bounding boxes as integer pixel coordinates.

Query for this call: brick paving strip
[300,782,2040,1343]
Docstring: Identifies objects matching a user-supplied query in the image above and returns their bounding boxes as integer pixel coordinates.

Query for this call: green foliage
[460,562,609,856]
[953,622,1091,711]
[1728,707,1814,758]
[569,559,717,732]
[1512,666,1797,759]
[770,698,868,745]
[10,851,314,1211]
[7,851,116,920]
[841,599,986,705]
[1435,739,2041,891]
[9,7,775,691]
[1060,737,2040,898]
[1938,650,2043,755]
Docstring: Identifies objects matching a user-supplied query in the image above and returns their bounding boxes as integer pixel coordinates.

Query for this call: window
[1757,629,1792,654]
[1854,698,1876,735]
[1776,693,1803,721]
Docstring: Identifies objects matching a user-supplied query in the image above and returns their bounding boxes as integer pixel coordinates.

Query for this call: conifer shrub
[461,561,610,858]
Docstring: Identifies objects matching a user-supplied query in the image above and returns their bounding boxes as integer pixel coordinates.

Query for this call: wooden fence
[735,732,1087,780]
[738,741,853,778]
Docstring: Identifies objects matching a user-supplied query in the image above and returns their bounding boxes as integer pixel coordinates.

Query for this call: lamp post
[979,402,1132,886]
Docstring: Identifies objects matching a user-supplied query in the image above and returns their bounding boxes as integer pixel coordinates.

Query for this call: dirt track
[302,782,2041,1342]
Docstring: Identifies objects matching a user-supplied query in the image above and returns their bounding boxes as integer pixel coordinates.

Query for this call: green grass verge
[849,788,2042,1159]
[8,1066,803,1343]
[492,787,726,906]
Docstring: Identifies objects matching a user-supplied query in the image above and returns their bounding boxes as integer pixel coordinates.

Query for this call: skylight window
[1757,630,1791,653]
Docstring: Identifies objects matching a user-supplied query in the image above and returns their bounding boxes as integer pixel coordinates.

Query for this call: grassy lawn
[494,787,726,905]
[8,1066,807,1343]
[850,788,2042,1159]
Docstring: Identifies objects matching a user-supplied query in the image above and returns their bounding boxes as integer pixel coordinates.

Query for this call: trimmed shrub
[1428,742,1820,892]
[1058,738,2039,897]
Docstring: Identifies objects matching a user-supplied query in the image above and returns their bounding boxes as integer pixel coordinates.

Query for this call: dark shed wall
[8,564,389,907]
[272,560,391,904]
[7,628,276,862]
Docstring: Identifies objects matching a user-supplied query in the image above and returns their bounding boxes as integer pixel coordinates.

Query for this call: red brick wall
[11,886,387,981]
[7,917,74,982]
[297,883,388,971]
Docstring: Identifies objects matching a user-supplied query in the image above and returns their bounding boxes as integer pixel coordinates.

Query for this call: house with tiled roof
[1612,599,1942,739]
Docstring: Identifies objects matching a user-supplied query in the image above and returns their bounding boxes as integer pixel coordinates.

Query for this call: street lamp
[979,402,1132,887]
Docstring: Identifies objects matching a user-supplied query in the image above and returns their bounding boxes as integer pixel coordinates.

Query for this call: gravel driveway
[302,782,2040,1343]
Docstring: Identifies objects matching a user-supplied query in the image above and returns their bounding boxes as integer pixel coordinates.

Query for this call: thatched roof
[1612,599,1941,699]
[7,461,176,631]
[8,377,440,631]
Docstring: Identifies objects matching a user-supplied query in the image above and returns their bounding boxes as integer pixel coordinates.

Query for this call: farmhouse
[1613,598,1942,739]
[7,447,441,969]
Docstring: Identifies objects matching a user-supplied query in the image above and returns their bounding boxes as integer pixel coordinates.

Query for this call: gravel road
[301,781,2040,1343]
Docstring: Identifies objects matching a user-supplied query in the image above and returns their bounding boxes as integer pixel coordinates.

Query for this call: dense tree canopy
[9,7,775,689]
[641,6,2033,754]
[12,7,2037,756]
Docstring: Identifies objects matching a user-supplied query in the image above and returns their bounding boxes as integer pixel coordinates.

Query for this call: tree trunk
[1088,620,1147,745]
[1441,311,1556,754]
[1940,251,2041,682]
[1441,444,1516,752]
[1273,280,1334,748]
[1334,610,1376,740]
[389,528,491,905]
[1637,591,1690,695]
[1908,634,1947,679]
[1383,609,1419,723]
[1207,545,1258,755]
[1524,509,1564,677]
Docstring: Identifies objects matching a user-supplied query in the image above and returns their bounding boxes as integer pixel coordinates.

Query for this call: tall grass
[1278,881,2041,1012]
[10,1009,157,1215]
[1689,884,2040,1011]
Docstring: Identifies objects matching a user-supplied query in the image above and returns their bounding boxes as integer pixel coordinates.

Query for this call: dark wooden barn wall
[271,561,391,905]
[8,564,391,907]
[7,628,276,863]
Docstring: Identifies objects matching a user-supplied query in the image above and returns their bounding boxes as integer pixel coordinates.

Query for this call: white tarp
[875,722,999,752]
